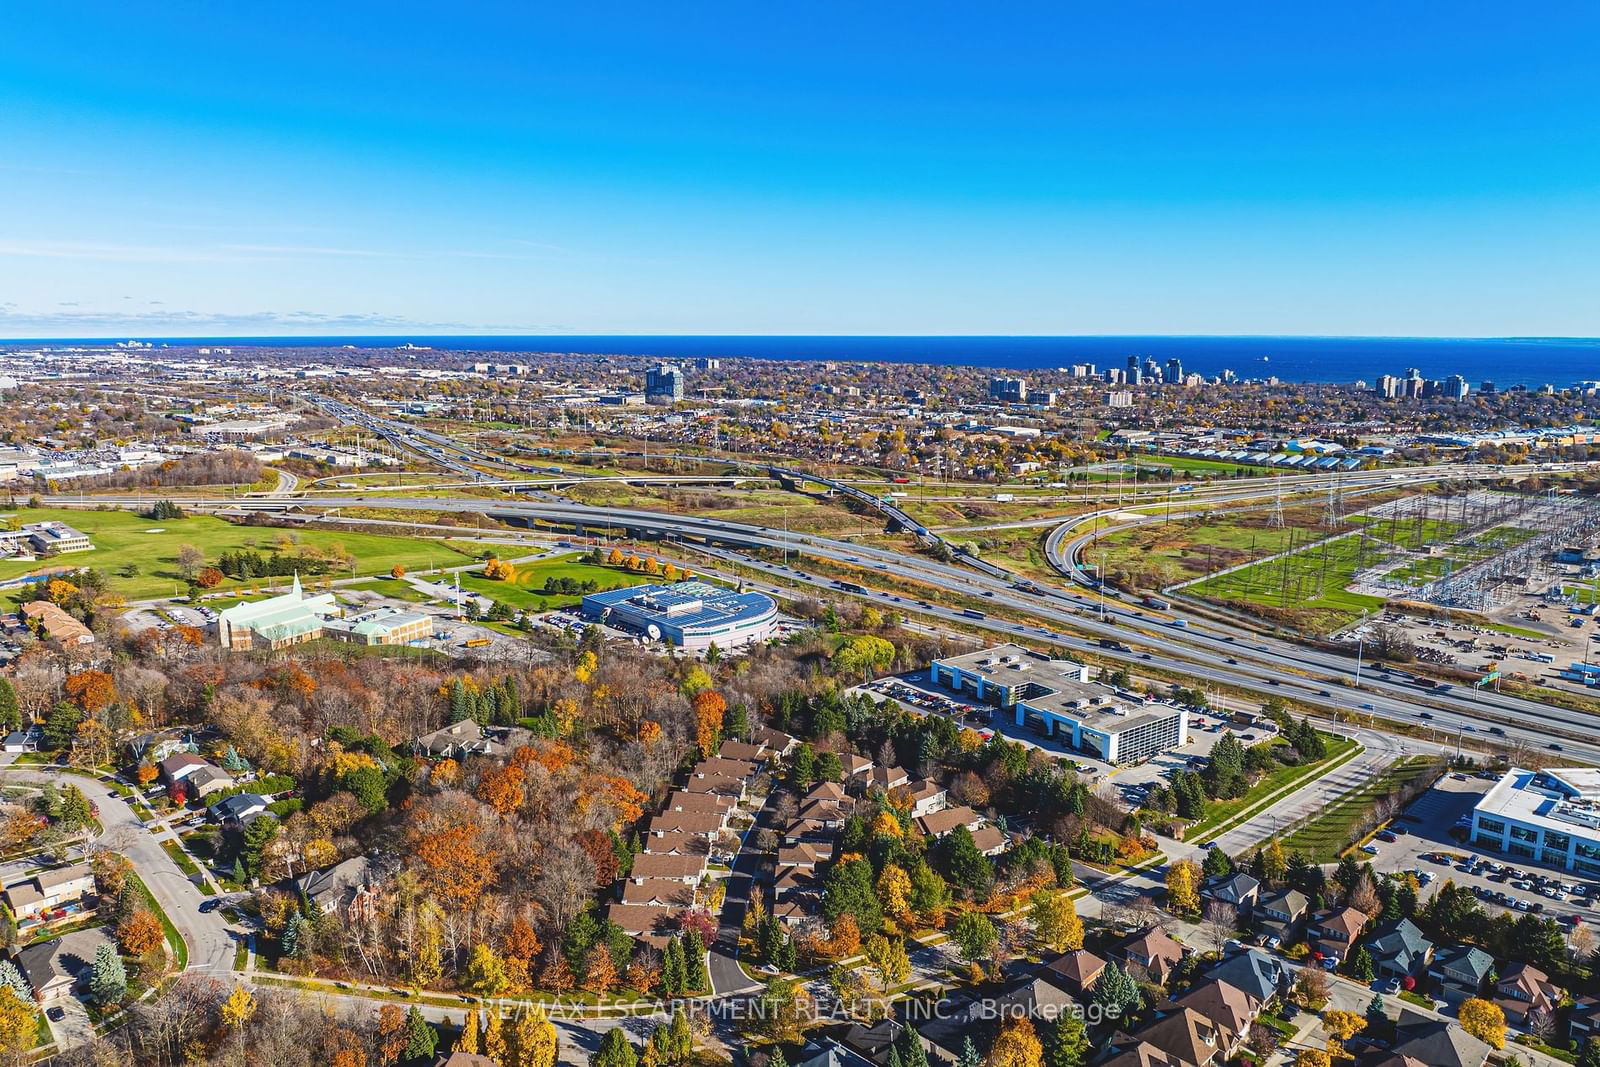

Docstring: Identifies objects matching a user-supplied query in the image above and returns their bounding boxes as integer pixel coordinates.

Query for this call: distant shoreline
[2,334,1597,388]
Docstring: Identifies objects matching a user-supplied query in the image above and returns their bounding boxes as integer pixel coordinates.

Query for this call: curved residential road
[0,767,237,978]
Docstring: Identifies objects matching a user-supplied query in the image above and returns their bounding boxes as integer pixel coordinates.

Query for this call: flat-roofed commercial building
[325,606,433,646]
[930,643,1188,764]
[1471,768,1600,876]
[581,580,777,652]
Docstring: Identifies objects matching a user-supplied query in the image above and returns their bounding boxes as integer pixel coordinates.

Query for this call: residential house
[680,774,746,799]
[1166,979,1262,1057]
[434,1053,500,1067]
[901,778,947,817]
[868,765,910,791]
[1042,949,1105,997]
[1205,948,1286,1006]
[1,731,35,754]
[1201,872,1260,915]
[664,791,735,821]
[968,825,1009,856]
[640,832,708,857]
[1493,962,1561,1029]
[1366,919,1434,981]
[1310,906,1368,963]
[1256,888,1307,927]
[988,974,1077,1024]
[693,757,756,780]
[294,856,379,919]
[1570,995,1600,1044]
[20,601,93,644]
[717,740,767,764]
[915,805,981,839]
[805,781,847,805]
[645,812,724,838]
[777,841,832,871]
[14,926,117,1002]
[434,1053,501,1067]
[840,753,874,780]
[620,880,696,908]
[184,764,236,798]
[628,853,706,884]
[3,862,95,922]
[750,727,797,756]
[159,753,213,785]
[1388,1010,1492,1067]
[791,1038,877,1067]
[604,903,676,946]
[212,793,270,825]
[839,1018,908,1065]
[412,719,519,759]
[1109,926,1186,984]
[1103,1007,1228,1067]
[1428,945,1495,1004]
[773,867,820,902]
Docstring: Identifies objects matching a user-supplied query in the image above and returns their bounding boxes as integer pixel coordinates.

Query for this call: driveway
[44,996,94,1052]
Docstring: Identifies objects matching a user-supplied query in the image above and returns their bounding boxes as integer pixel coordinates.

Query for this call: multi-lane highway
[49,475,1600,762]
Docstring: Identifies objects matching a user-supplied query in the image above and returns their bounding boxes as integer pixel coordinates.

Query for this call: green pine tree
[957,1036,982,1067]
[0,679,19,732]
[402,1006,438,1060]
[682,930,708,992]
[593,1028,638,1067]
[1044,1013,1089,1067]
[89,943,127,1005]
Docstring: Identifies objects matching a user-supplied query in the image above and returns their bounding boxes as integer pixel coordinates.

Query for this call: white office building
[1471,768,1600,876]
[929,644,1188,764]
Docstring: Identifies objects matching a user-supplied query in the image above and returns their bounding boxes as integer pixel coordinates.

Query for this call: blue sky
[1,3,1597,337]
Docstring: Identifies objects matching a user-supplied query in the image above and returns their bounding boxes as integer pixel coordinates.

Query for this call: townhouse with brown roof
[628,853,707,883]
[664,790,736,819]
[718,739,767,763]
[620,879,697,908]
[693,756,756,780]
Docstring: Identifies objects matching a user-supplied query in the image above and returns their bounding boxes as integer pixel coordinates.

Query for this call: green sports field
[0,507,477,602]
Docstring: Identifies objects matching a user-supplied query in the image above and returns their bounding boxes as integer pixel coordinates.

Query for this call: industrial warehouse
[580,580,778,652]
[930,644,1189,763]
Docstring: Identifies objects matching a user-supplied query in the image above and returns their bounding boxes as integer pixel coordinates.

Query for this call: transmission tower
[1271,475,1285,529]
[1323,475,1341,529]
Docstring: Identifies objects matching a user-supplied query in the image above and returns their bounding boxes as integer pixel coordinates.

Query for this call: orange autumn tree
[63,670,116,712]
[477,762,526,816]
[409,808,497,910]
[692,690,726,758]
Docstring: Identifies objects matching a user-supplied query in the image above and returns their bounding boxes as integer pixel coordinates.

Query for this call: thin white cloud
[0,305,564,333]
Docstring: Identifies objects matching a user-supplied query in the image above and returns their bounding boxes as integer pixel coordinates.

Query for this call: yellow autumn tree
[1458,998,1506,1049]
[1165,858,1201,916]
[220,985,257,1028]
[989,1016,1043,1067]
[876,864,913,926]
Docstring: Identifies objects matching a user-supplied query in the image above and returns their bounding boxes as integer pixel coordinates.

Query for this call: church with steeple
[215,572,342,650]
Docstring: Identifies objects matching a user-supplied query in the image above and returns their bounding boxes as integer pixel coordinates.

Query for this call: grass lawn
[459,554,652,611]
[161,839,202,880]
[1185,734,1360,844]
[0,507,479,602]
[1276,756,1444,862]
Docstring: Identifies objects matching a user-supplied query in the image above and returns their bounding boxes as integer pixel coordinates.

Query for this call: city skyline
[3,3,1598,337]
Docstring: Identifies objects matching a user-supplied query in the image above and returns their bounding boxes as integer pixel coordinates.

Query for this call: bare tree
[1202,900,1239,953]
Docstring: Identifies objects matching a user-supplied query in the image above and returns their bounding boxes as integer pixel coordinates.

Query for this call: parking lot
[1368,771,1600,927]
